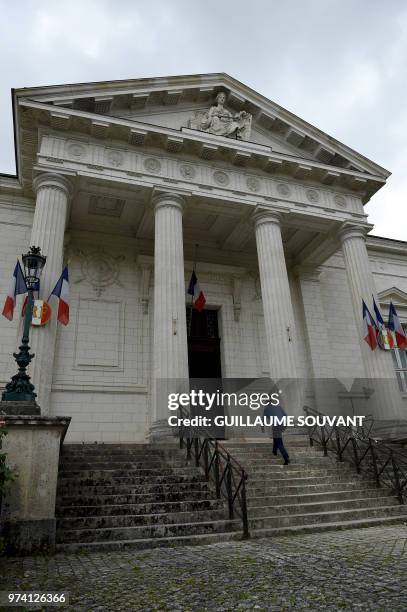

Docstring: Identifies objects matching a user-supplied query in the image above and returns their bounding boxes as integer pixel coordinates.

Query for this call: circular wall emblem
[306,188,320,203]
[276,183,291,197]
[334,194,347,208]
[31,300,52,326]
[106,150,124,167]
[179,164,196,180]
[144,157,161,173]
[67,143,86,158]
[246,177,261,192]
[213,171,230,186]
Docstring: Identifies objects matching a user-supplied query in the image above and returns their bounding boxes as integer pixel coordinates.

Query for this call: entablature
[33,131,371,231]
[17,98,385,204]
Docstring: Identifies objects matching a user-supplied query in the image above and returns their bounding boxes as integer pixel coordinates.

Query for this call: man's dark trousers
[273,437,289,462]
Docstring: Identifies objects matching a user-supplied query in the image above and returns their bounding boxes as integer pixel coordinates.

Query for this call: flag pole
[188,244,198,338]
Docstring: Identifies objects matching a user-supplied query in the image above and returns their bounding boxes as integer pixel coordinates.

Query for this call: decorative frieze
[40,134,362,219]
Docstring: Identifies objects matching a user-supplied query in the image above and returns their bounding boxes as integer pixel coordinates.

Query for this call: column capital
[32,173,74,199]
[151,189,189,214]
[338,221,373,244]
[252,207,283,229]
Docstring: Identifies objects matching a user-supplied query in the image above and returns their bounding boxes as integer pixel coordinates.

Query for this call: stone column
[295,265,333,378]
[150,192,189,439]
[28,173,72,413]
[339,222,402,418]
[253,210,299,380]
[339,223,395,378]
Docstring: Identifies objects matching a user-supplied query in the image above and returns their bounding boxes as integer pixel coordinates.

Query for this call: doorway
[186,308,222,377]
[186,307,224,438]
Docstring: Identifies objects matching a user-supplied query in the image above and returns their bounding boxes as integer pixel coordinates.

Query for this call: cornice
[17,99,387,201]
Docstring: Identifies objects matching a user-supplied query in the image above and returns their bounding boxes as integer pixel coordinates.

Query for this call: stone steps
[56,530,242,553]
[226,440,407,536]
[57,483,214,506]
[247,488,390,506]
[57,508,227,530]
[59,463,191,472]
[57,473,206,489]
[249,495,396,516]
[249,504,407,530]
[250,515,407,538]
[56,498,224,518]
[246,480,380,497]
[56,444,238,552]
[57,518,240,543]
[56,439,407,550]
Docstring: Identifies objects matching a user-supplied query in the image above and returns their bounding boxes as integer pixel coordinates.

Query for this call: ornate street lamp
[2,246,46,402]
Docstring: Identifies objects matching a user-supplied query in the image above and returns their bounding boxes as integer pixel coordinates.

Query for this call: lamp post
[2,246,47,402]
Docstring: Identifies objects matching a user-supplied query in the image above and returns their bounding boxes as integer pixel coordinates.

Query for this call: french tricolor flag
[373,297,394,349]
[388,302,407,350]
[49,266,69,325]
[2,261,27,321]
[187,270,206,312]
[362,300,378,350]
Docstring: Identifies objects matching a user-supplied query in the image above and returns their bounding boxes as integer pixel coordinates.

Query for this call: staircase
[223,434,407,536]
[55,444,241,552]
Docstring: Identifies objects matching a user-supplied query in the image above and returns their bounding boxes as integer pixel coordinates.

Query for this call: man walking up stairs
[223,434,407,537]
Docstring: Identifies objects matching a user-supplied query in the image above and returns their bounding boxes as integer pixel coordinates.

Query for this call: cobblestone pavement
[2,525,407,611]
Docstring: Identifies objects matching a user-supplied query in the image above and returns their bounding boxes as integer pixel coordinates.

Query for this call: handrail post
[335,427,343,461]
[203,439,209,480]
[391,451,404,504]
[194,437,199,468]
[369,438,380,488]
[241,474,250,539]
[214,441,221,498]
[321,426,328,457]
[226,457,233,519]
[351,437,360,473]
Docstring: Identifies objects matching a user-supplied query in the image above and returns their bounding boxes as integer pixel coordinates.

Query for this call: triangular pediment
[378,287,407,308]
[15,72,389,179]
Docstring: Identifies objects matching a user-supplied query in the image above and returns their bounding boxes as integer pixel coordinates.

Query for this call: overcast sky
[1,0,406,240]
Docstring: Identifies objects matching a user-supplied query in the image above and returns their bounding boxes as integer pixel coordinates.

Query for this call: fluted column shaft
[254,211,298,379]
[28,173,72,413]
[296,266,333,378]
[151,193,188,431]
[339,223,395,379]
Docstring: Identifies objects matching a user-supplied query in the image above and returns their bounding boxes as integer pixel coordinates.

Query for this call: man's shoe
[283,459,290,465]
[272,451,277,456]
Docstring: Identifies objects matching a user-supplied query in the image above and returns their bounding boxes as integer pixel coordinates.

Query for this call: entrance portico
[1,72,404,442]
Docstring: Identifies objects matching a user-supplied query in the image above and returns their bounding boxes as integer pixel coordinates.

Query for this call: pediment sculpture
[188,91,252,141]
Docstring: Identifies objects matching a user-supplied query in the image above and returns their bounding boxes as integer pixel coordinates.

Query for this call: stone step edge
[56,499,224,514]
[249,504,407,522]
[249,515,407,538]
[248,496,396,511]
[55,530,244,552]
[56,518,241,536]
[247,489,389,503]
[56,508,227,526]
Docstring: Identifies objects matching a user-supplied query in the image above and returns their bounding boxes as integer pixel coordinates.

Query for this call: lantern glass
[22,246,46,289]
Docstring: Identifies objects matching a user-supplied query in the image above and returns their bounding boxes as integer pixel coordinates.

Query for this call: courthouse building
[0,73,406,443]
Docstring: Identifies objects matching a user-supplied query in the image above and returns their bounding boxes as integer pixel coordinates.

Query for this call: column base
[0,519,55,555]
[148,419,178,444]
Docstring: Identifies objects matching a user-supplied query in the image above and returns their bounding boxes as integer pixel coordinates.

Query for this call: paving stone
[2,525,407,610]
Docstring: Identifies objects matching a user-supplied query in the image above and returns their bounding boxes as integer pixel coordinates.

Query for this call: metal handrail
[178,405,249,538]
[303,405,407,503]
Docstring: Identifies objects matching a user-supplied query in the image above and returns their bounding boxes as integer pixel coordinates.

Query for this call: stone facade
[0,73,406,442]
